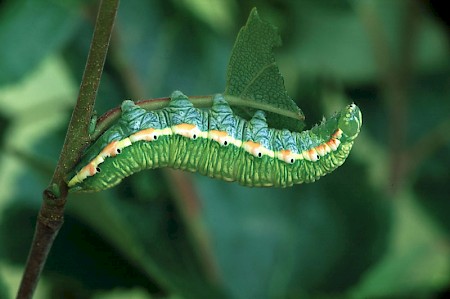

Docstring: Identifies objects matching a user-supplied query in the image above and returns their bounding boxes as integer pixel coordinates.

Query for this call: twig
[406,118,450,175]
[16,1,120,298]
[356,0,420,195]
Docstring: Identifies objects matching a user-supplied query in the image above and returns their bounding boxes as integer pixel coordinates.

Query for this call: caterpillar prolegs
[67,91,362,192]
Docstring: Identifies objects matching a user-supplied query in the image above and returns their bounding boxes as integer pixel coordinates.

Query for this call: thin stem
[406,118,450,175]
[16,1,120,298]
[386,0,419,194]
[165,169,222,284]
[356,0,419,195]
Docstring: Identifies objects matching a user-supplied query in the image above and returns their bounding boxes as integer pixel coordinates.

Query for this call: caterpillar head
[338,103,362,142]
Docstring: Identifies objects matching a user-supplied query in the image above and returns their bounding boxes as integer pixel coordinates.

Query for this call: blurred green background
[0,0,449,298]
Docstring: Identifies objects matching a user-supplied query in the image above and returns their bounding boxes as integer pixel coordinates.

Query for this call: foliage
[0,0,449,298]
[225,8,304,131]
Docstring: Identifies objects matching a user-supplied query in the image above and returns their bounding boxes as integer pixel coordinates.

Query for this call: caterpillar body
[67,91,362,192]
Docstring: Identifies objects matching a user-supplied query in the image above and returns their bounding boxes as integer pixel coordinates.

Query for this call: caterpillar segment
[67,91,362,192]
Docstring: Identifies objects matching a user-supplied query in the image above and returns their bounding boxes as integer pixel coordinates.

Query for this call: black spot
[116,148,121,154]
[153,135,158,140]
[192,134,197,140]
[290,158,295,164]
[258,152,262,158]
[316,154,320,160]
[96,167,101,173]
[223,141,228,146]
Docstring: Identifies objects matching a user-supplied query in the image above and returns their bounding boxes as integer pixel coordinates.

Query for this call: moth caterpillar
[67,91,362,192]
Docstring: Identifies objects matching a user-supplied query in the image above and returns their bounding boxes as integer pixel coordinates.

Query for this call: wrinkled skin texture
[68,91,362,192]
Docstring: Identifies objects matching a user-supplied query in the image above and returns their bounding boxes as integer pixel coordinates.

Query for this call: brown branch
[385,0,420,194]
[16,1,120,298]
[165,169,222,285]
[406,118,450,175]
[356,0,420,195]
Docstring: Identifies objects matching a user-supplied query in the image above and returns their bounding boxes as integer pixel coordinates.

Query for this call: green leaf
[67,189,226,298]
[193,158,390,298]
[0,112,10,147]
[0,0,81,85]
[225,8,305,131]
[0,271,8,299]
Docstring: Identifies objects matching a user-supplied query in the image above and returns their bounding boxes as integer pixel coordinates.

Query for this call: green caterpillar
[67,91,362,192]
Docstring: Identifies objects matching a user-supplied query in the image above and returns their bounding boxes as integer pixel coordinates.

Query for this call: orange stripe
[209,130,228,137]
[244,140,260,150]
[131,128,156,141]
[86,162,97,176]
[315,144,326,156]
[243,140,263,156]
[279,149,291,159]
[175,123,196,130]
[332,129,343,139]
[70,124,345,186]
[100,141,119,157]
[327,139,338,151]
[308,149,319,161]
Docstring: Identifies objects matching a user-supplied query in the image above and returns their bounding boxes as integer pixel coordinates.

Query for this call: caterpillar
[67,91,362,192]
